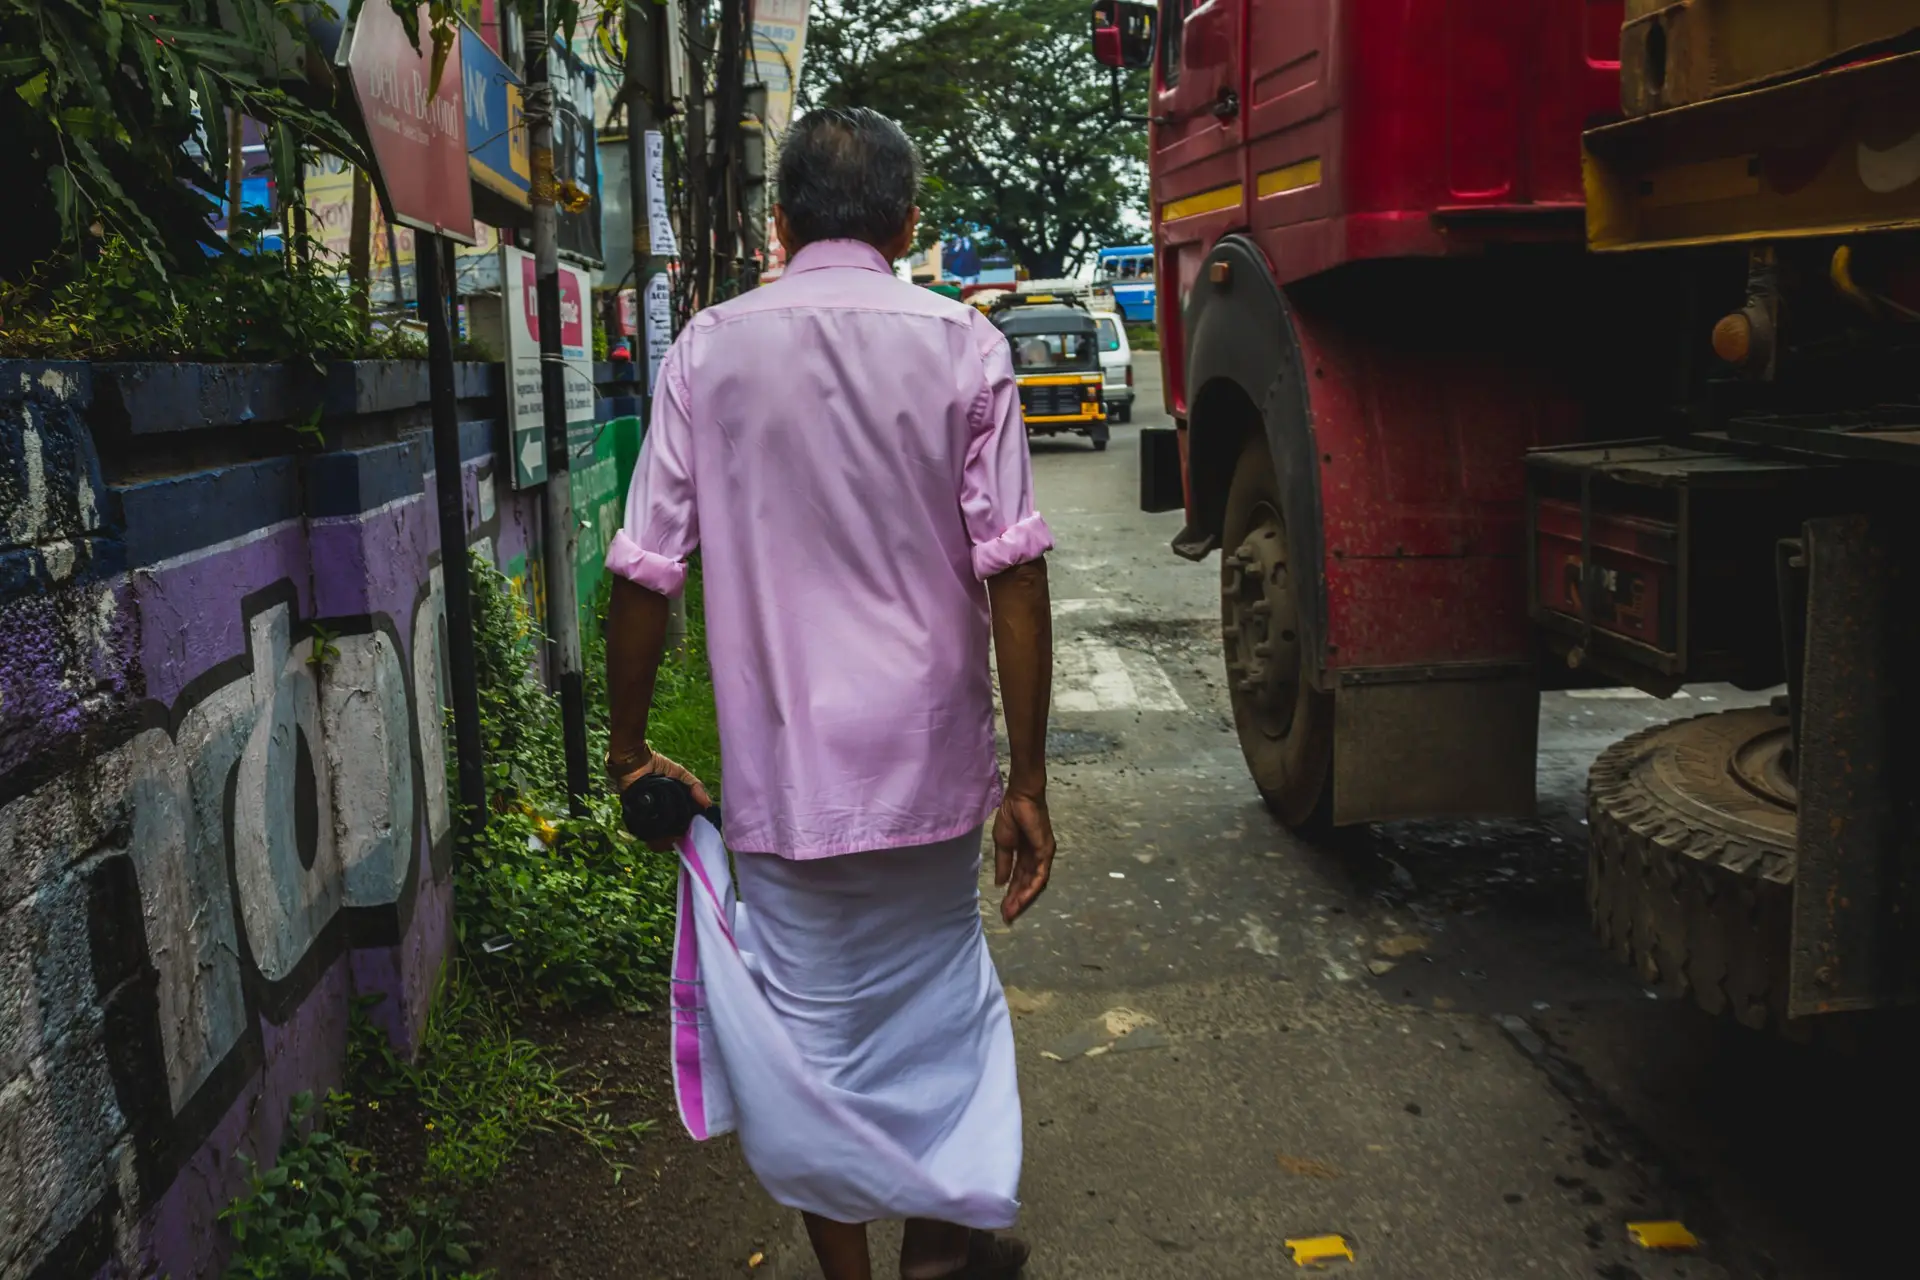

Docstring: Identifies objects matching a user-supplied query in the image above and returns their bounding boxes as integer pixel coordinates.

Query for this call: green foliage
[460,800,679,1010]
[0,0,366,280]
[459,553,717,1010]
[219,1091,483,1280]
[1125,323,1158,352]
[352,977,648,1188]
[309,623,342,670]
[807,0,1149,277]
[0,210,426,362]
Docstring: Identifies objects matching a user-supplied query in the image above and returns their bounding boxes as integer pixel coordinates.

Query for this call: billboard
[463,21,529,208]
[346,1,476,243]
[749,0,812,144]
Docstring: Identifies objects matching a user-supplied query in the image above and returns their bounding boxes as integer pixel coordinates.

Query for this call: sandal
[944,1230,1030,1278]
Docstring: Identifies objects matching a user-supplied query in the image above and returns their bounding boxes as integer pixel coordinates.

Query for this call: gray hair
[777,107,921,249]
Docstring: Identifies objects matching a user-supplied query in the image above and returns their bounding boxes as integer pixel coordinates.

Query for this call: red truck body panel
[1155,0,1620,678]
[1299,310,1586,668]
[1156,0,1623,418]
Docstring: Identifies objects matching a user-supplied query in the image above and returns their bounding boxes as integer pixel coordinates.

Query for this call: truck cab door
[1152,0,1245,416]
[1154,0,1246,206]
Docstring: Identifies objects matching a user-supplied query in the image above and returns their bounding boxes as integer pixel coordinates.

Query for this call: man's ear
[774,206,798,255]
[882,207,921,263]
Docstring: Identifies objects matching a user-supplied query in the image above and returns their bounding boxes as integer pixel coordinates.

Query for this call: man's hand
[993,788,1055,924]
[616,750,713,851]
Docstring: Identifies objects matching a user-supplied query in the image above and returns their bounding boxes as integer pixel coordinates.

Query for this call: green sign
[511,420,547,488]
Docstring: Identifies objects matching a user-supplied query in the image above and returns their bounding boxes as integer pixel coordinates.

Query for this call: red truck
[1093,0,1920,1033]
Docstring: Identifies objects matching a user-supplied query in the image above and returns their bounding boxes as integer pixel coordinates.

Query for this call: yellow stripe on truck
[1257,158,1322,199]
[1161,183,1244,222]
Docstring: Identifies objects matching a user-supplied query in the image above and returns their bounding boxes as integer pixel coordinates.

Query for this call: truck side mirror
[1091,1,1155,71]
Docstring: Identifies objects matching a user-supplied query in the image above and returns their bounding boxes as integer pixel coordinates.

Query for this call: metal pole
[684,0,711,309]
[527,10,593,812]
[417,234,489,837]
[628,0,687,653]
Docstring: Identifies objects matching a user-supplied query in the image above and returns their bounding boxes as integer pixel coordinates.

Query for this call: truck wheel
[1221,432,1333,829]
[1587,706,1798,1031]
[1091,425,1110,451]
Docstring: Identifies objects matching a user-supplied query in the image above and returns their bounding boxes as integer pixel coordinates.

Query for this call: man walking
[602,108,1055,1280]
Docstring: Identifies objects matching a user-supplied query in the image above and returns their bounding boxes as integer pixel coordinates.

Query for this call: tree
[806,0,1147,279]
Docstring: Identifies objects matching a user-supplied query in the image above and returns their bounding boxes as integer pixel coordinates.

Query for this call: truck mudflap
[1789,512,1920,1016]
[1330,663,1538,825]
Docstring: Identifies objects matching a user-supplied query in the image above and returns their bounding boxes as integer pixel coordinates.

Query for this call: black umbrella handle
[619,772,720,842]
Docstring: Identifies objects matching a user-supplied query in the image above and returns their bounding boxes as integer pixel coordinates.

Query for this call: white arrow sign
[520,430,545,482]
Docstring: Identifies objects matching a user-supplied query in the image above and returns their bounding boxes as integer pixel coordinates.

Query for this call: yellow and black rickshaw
[988,293,1109,451]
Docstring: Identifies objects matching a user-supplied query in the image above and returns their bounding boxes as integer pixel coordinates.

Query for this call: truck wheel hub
[1224,505,1300,738]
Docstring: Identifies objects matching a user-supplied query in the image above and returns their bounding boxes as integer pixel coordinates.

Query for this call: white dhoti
[671,819,1022,1228]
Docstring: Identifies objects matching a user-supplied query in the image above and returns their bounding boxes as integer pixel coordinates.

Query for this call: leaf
[15,70,50,108]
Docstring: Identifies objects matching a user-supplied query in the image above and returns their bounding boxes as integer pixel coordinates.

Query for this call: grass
[1126,322,1159,352]
[352,976,649,1189]
[219,1092,484,1279]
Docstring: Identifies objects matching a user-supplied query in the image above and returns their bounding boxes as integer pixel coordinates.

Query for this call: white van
[1093,311,1134,423]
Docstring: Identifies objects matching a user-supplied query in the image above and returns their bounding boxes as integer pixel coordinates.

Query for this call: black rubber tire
[1587,706,1798,1031]
[1091,427,1110,451]
[1117,402,1132,424]
[1221,432,1333,829]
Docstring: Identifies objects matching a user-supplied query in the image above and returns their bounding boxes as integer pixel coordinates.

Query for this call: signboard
[503,245,596,489]
[347,1,476,243]
[303,155,421,305]
[463,21,529,208]
[552,39,603,264]
[645,130,678,257]
[749,0,812,144]
[644,273,672,392]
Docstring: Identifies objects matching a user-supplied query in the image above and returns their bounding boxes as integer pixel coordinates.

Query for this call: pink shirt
[607,240,1053,857]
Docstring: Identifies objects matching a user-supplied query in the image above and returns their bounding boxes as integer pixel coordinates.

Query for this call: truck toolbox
[1620,0,1920,118]
[1526,441,1832,690]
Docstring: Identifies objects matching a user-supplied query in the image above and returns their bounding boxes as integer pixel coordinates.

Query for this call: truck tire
[1221,432,1333,829]
[1587,706,1798,1031]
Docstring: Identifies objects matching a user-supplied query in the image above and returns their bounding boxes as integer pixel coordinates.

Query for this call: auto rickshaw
[988,293,1109,451]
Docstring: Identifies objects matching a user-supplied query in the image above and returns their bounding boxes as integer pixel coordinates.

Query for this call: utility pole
[526,6,593,812]
[684,0,711,309]
[416,234,490,837]
[714,0,746,292]
[627,0,687,652]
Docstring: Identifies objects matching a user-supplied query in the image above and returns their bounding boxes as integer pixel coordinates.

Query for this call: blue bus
[1094,245,1155,324]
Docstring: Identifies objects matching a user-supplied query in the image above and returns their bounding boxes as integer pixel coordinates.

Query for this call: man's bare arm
[605,576,670,780]
[605,576,709,809]
[986,556,1055,922]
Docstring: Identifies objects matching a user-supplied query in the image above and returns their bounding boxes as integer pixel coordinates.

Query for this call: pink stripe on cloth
[971,512,1053,580]
[669,866,708,1140]
[605,529,689,596]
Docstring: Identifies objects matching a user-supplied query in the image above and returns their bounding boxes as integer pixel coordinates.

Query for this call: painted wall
[0,360,640,1279]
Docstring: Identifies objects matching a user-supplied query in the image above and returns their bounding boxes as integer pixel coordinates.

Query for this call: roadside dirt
[466,1009,788,1279]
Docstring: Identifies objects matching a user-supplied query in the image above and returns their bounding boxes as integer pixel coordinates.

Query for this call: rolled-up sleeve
[961,327,1054,580]
[606,340,698,596]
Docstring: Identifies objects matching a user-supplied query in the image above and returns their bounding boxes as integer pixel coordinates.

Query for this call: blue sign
[463,22,529,208]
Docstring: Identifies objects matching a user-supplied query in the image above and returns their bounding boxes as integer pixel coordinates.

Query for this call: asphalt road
[744,357,1919,1280]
